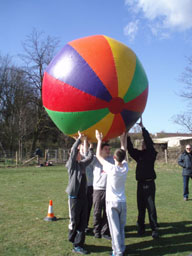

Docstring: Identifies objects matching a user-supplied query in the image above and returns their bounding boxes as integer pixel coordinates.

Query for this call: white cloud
[123,20,139,41]
[124,0,192,40]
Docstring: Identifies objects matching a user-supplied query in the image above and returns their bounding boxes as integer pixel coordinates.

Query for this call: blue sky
[1,0,192,134]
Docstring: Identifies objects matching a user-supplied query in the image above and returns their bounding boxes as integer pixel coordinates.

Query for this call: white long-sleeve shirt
[103,160,129,202]
[91,156,114,190]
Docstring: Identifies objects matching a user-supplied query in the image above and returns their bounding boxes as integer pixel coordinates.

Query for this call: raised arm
[127,134,140,161]
[142,128,154,149]
[95,130,108,166]
[83,136,88,156]
[71,132,82,156]
[81,141,94,166]
[120,132,127,150]
[138,117,155,150]
[68,131,83,164]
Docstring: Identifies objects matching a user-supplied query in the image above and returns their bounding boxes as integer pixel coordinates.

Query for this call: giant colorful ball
[42,35,148,142]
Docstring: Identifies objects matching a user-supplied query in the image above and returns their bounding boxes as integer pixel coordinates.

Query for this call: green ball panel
[45,107,109,134]
[124,56,148,103]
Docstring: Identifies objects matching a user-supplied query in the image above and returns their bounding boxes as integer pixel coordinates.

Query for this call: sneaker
[152,230,159,239]
[109,251,126,256]
[137,222,145,236]
[184,197,188,201]
[138,230,145,236]
[72,246,88,254]
[94,233,101,238]
[85,227,90,233]
[102,234,111,240]
[137,227,145,236]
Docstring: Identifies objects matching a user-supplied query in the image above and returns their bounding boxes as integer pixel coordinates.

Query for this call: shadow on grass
[85,244,111,254]
[84,228,112,254]
[125,221,192,255]
[55,217,68,221]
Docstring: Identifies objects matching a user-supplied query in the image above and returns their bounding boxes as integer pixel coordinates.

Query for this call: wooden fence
[0,146,183,167]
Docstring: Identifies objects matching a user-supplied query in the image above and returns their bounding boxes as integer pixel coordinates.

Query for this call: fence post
[45,149,48,162]
[55,149,58,163]
[16,151,18,167]
[164,149,168,164]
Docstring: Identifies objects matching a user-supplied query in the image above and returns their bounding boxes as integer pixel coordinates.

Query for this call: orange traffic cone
[44,200,57,221]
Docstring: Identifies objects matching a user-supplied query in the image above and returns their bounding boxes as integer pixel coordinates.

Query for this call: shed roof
[153,137,192,147]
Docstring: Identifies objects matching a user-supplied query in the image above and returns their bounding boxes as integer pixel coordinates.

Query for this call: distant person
[34,148,43,166]
[127,117,159,239]
[95,130,129,256]
[66,131,94,255]
[34,148,42,157]
[178,144,192,201]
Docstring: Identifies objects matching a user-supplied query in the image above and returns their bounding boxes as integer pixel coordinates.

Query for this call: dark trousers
[68,197,88,247]
[93,190,110,236]
[86,186,93,228]
[183,175,192,198]
[137,180,158,231]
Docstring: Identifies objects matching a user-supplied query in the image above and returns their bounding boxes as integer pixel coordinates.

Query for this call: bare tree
[19,29,60,154]
[0,54,37,155]
[173,56,192,132]
[179,56,192,103]
[172,113,192,133]
[20,29,60,96]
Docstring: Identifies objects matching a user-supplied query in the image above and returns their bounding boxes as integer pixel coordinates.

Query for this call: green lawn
[0,163,192,256]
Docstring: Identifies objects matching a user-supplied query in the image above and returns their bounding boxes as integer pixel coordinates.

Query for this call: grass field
[0,162,192,256]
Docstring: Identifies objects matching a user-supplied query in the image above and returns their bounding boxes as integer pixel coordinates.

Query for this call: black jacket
[178,151,192,176]
[66,138,94,197]
[127,127,157,182]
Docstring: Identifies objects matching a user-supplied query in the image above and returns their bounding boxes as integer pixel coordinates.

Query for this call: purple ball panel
[46,44,112,102]
[121,110,141,129]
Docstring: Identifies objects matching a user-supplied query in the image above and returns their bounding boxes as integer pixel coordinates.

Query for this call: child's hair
[101,142,110,149]
[114,149,126,163]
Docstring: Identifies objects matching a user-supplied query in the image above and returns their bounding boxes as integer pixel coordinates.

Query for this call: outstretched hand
[77,131,87,141]
[137,117,144,128]
[89,142,93,149]
[120,132,127,143]
[95,130,103,142]
[78,130,82,139]
[120,131,128,150]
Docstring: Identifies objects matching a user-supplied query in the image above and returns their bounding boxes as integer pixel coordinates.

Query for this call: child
[91,141,113,240]
[66,131,94,255]
[95,130,129,256]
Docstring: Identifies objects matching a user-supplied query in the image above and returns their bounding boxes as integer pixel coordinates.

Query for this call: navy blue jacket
[178,151,192,176]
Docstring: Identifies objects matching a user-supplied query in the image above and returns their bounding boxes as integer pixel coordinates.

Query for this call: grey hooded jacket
[66,138,94,197]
